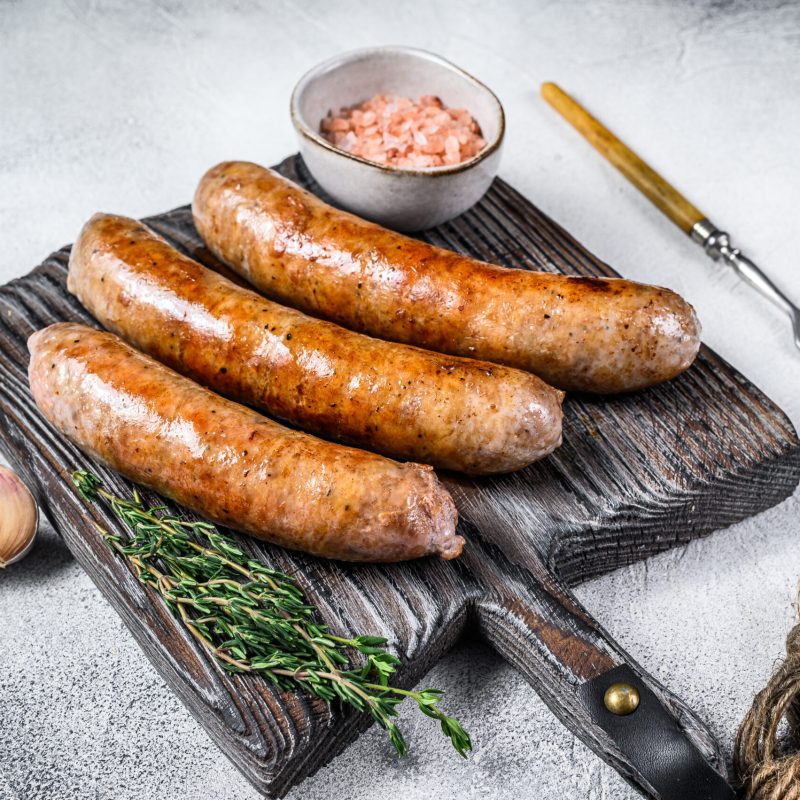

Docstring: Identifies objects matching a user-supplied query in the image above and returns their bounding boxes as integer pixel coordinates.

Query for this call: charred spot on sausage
[567,276,613,292]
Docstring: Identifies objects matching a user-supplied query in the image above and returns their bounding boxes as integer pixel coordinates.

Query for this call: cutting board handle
[474,565,734,799]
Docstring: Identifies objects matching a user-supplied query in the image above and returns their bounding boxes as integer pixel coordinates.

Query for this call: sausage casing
[67,213,563,474]
[193,161,701,394]
[28,323,463,562]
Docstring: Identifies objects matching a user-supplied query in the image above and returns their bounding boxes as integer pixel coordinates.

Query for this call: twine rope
[735,613,800,800]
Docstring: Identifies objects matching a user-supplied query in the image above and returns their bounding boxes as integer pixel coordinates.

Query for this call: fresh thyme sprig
[71,469,471,758]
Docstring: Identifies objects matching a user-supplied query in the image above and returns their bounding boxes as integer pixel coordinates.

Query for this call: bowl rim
[289,45,505,177]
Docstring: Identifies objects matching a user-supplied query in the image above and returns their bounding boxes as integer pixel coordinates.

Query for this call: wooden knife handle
[541,82,706,234]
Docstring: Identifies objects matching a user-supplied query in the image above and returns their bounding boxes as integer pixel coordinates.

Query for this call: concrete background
[1,1,799,798]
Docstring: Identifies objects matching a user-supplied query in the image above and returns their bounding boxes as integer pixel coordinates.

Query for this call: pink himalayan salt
[320,94,487,168]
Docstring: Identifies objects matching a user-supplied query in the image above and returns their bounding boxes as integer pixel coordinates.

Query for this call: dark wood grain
[0,155,797,798]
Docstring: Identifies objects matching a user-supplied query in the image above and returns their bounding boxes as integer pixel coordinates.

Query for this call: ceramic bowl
[290,46,505,231]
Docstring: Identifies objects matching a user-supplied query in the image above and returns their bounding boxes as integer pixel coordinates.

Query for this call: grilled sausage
[193,161,701,394]
[67,213,563,474]
[28,323,463,562]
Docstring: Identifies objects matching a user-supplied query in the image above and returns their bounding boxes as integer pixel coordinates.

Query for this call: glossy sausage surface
[193,161,701,394]
[67,213,563,474]
[28,323,463,562]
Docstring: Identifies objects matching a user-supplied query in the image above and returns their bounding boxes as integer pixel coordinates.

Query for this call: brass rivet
[604,682,640,716]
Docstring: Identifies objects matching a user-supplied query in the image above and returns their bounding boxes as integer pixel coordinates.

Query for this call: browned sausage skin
[67,213,563,474]
[28,323,463,562]
[193,161,701,394]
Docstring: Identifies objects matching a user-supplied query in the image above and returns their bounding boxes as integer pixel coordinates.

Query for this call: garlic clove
[0,465,39,568]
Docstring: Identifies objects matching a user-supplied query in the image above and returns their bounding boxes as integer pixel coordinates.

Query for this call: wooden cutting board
[0,155,797,798]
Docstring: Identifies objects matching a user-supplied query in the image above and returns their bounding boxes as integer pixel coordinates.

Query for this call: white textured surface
[1,2,799,798]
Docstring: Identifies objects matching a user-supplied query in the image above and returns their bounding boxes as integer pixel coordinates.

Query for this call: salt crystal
[422,135,445,155]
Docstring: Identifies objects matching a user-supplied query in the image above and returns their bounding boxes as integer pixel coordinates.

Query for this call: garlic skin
[0,465,38,568]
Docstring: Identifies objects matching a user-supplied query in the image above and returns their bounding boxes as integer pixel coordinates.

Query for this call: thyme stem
[72,469,471,759]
